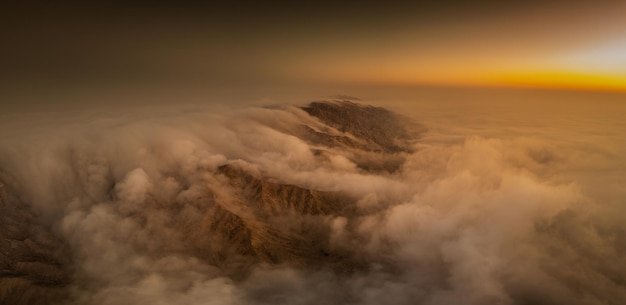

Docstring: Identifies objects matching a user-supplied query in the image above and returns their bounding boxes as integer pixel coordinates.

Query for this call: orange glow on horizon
[295,52,626,93]
[482,72,626,92]
[316,70,626,93]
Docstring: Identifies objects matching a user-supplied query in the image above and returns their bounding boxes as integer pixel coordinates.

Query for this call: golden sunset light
[1,2,625,305]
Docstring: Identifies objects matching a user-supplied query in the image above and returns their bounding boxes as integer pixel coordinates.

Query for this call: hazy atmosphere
[1,2,625,305]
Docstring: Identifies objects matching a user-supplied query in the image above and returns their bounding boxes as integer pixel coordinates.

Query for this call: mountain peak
[301,100,414,153]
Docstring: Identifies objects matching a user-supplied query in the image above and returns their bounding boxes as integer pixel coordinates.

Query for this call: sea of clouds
[0,100,624,305]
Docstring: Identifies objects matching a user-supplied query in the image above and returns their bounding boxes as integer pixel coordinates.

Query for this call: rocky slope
[297,100,421,173]
[301,101,414,153]
[207,164,360,270]
[0,174,70,305]
[0,101,417,303]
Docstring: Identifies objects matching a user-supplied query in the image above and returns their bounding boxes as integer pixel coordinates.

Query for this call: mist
[1,90,625,305]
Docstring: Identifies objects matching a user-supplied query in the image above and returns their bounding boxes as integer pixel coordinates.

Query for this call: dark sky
[2,0,625,96]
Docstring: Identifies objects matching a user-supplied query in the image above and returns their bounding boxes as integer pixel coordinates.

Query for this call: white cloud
[0,100,624,305]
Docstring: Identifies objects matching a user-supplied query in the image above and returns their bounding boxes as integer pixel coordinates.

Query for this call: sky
[2,1,626,95]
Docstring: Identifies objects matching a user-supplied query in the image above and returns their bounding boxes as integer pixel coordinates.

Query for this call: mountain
[301,100,414,154]
[175,100,419,274]
[204,164,359,270]
[297,100,421,173]
[0,173,70,304]
[0,101,417,304]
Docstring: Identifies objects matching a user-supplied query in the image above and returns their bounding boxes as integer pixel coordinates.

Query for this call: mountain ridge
[0,101,415,304]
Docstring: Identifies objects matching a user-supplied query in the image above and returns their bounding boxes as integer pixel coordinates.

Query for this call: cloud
[0,101,624,305]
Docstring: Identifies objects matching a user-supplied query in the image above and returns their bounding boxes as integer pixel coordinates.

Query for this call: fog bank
[1,97,625,305]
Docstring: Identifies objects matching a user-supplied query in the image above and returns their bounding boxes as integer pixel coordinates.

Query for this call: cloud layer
[0,101,624,305]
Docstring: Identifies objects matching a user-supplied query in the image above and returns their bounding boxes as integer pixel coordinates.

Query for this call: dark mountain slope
[0,174,70,305]
[301,100,415,153]
[0,101,417,302]
[296,101,421,173]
